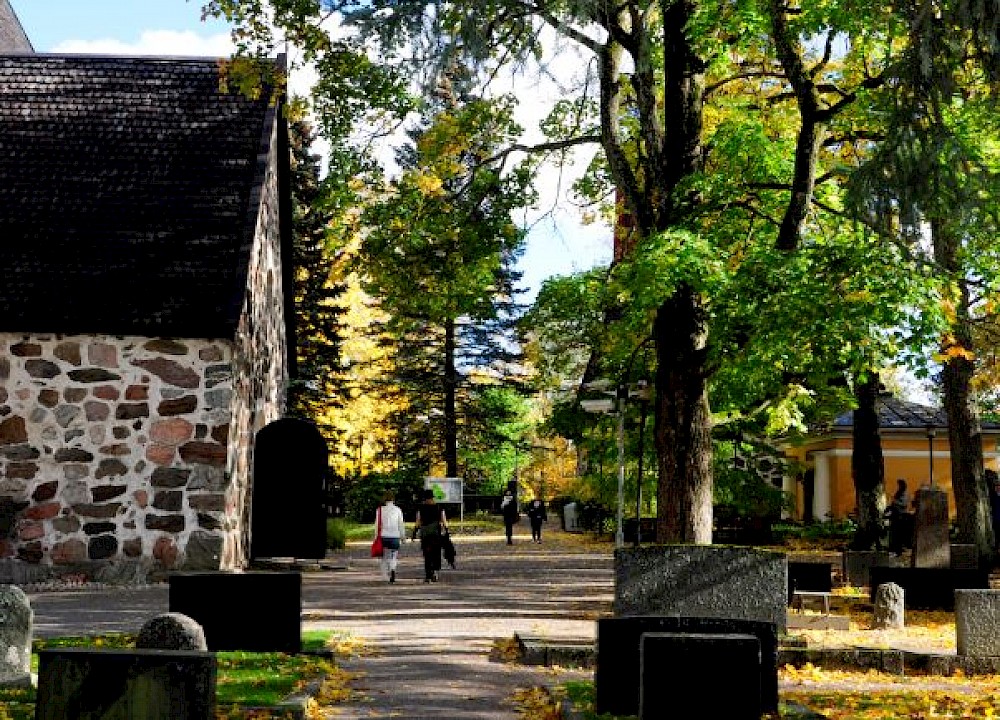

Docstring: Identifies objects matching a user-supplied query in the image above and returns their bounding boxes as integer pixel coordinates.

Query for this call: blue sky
[10,0,612,299]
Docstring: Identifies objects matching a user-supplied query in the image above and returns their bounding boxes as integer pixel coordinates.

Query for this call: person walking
[526,498,547,543]
[885,478,912,556]
[987,469,1000,557]
[501,488,519,545]
[413,489,448,582]
[375,490,406,583]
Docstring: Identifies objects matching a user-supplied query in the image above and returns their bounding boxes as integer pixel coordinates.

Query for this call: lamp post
[614,384,627,549]
[926,424,936,487]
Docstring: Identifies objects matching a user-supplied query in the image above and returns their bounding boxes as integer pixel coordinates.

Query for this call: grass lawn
[0,629,348,719]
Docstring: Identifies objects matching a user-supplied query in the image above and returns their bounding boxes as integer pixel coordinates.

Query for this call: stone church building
[0,4,297,578]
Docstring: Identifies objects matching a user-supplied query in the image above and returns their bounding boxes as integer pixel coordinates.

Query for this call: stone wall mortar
[224,120,288,570]
[0,333,235,571]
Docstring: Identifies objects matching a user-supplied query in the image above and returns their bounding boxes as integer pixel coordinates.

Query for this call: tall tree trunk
[654,283,713,543]
[850,373,887,550]
[933,223,992,564]
[444,318,458,477]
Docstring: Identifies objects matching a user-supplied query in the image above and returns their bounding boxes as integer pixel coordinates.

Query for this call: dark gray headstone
[168,571,301,653]
[788,561,833,602]
[0,584,31,685]
[869,566,990,610]
[912,487,950,568]
[35,648,216,719]
[640,632,761,720]
[595,615,778,717]
[613,545,787,630]
[956,590,1000,657]
[842,550,901,588]
[137,612,207,651]
[251,417,328,560]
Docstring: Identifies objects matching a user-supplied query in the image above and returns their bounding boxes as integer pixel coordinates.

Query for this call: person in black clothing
[885,478,912,556]
[526,498,547,543]
[500,488,519,545]
[987,469,1000,556]
[413,489,448,582]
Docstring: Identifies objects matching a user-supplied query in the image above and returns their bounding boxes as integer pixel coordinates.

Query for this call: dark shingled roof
[0,54,284,338]
[832,394,1000,431]
[0,1,31,53]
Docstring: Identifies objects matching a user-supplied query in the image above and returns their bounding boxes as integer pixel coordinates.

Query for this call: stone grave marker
[842,550,901,588]
[595,615,779,717]
[639,632,761,720]
[911,487,950,568]
[613,545,787,630]
[35,647,216,719]
[136,612,207,651]
[869,566,989,610]
[0,585,34,685]
[956,590,1000,657]
[251,417,328,560]
[0,584,32,686]
[873,582,905,629]
[168,570,301,653]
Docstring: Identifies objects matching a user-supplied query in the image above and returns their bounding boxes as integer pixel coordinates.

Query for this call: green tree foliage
[285,117,347,443]
[460,386,533,494]
[357,95,536,477]
[206,0,993,545]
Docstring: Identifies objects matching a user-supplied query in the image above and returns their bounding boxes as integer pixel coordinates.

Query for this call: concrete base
[786,613,851,631]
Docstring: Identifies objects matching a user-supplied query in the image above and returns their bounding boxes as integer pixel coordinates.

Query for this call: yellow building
[781,395,1000,521]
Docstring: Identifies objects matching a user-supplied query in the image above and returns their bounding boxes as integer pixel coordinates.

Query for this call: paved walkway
[27,523,612,719]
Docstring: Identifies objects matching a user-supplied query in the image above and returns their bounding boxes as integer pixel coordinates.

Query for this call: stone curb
[516,636,1000,677]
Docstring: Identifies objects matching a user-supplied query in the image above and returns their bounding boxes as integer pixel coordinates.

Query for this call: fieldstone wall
[0,119,289,578]
[0,334,236,574]
[223,119,288,570]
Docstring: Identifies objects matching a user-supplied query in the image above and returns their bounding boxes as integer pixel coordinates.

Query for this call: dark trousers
[421,535,442,579]
[530,520,543,541]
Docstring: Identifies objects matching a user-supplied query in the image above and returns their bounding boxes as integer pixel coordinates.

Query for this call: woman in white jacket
[375,490,407,583]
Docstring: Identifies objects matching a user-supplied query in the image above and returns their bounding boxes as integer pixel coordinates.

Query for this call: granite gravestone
[911,487,950,568]
[136,613,207,652]
[168,570,301,653]
[0,584,31,686]
[35,647,216,720]
[613,545,787,630]
[639,632,761,720]
[251,417,328,561]
[955,590,1000,657]
[595,615,779,717]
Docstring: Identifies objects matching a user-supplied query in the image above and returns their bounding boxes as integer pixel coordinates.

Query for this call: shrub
[326,518,347,550]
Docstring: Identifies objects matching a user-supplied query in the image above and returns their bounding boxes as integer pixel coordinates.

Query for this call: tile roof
[832,394,1000,431]
[0,1,31,53]
[0,54,281,337]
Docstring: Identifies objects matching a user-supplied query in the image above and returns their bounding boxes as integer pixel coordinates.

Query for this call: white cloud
[51,30,234,57]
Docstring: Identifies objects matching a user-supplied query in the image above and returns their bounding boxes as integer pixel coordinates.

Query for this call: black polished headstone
[788,561,833,602]
[595,615,778,717]
[169,571,301,653]
[640,632,761,720]
[251,417,328,560]
[35,648,216,720]
[869,567,990,610]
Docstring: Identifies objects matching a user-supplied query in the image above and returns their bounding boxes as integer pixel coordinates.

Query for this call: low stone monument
[911,487,950,568]
[613,545,787,630]
[137,612,207,652]
[873,582,905,629]
[639,632,761,720]
[0,584,32,686]
[956,590,1000,657]
[35,648,217,719]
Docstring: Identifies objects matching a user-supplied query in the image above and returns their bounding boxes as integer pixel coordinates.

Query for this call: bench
[791,590,832,615]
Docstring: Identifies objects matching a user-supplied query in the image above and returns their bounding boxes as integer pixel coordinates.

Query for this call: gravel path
[305,524,610,718]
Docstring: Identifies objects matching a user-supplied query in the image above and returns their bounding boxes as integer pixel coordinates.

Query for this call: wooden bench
[791,590,831,615]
